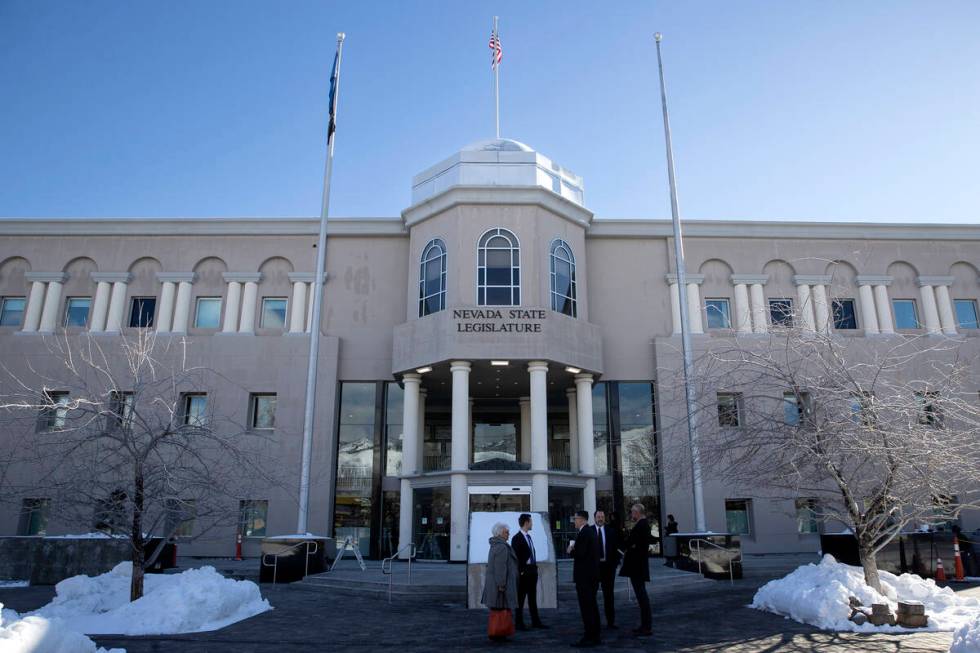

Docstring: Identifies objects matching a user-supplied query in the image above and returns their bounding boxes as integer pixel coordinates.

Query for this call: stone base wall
[0,537,130,585]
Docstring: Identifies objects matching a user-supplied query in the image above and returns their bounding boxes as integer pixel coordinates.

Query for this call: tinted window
[832,299,857,330]
[0,297,26,326]
[705,299,731,329]
[64,297,91,327]
[892,299,919,330]
[129,297,156,328]
[769,299,794,326]
[194,298,222,329]
[955,300,979,329]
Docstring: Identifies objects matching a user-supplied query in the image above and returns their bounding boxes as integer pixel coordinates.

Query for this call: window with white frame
[260,297,288,329]
[549,239,576,317]
[478,228,520,306]
[892,299,919,330]
[63,297,91,327]
[419,239,447,317]
[194,297,222,329]
[0,297,26,327]
[705,299,731,329]
[954,299,979,329]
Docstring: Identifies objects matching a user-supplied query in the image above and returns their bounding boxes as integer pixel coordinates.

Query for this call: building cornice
[794,274,833,285]
[400,185,595,228]
[918,275,955,287]
[25,272,68,283]
[90,272,132,283]
[665,274,705,285]
[223,272,263,283]
[730,274,770,285]
[287,272,328,283]
[856,275,893,286]
[157,272,197,283]
[0,218,407,237]
[586,219,980,241]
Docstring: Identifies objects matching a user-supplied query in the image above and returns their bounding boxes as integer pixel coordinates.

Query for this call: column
[857,283,880,335]
[732,282,751,334]
[566,388,579,474]
[417,389,426,474]
[88,281,111,332]
[933,281,957,335]
[736,276,770,333]
[156,282,176,333]
[172,281,193,333]
[397,373,421,559]
[812,284,830,334]
[21,277,47,332]
[794,280,815,333]
[528,361,549,512]
[239,281,258,333]
[666,279,681,335]
[449,361,471,562]
[38,278,65,333]
[575,374,596,517]
[289,282,307,333]
[306,283,314,332]
[519,397,531,463]
[917,281,941,335]
[873,283,895,334]
[221,279,242,333]
[687,280,704,334]
[105,279,130,333]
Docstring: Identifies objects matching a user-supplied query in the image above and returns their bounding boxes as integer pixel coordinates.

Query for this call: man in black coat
[569,509,601,647]
[511,513,546,630]
[593,510,621,629]
[619,503,653,636]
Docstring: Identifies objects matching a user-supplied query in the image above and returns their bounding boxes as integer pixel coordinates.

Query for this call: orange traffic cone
[953,536,966,582]
[935,556,947,583]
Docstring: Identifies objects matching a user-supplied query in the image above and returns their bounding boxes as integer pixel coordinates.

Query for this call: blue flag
[327,50,339,138]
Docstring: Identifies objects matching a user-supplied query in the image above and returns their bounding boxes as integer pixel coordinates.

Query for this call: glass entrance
[413,487,451,560]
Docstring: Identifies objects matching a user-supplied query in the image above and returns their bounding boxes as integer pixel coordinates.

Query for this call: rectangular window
[0,297,26,327]
[716,392,741,427]
[850,391,875,427]
[39,391,70,431]
[238,499,268,538]
[165,499,196,538]
[768,298,794,327]
[892,299,919,330]
[832,299,858,330]
[249,393,277,429]
[955,299,979,330]
[592,383,609,476]
[110,391,135,427]
[63,297,91,327]
[129,297,156,328]
[194,297,222,329]
[260,298,288,329]
[18,498,50,536]
[915,391,942,427]
[705,299,732,329]
[795,498,820,534]
[725,499,751,535]
[385,382,404,477]
[182,393,208,427]
[783,391,811,426]
[335,382,378,555]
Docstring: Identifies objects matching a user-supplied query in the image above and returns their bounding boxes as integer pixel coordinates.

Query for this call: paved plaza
[0,556,973,652]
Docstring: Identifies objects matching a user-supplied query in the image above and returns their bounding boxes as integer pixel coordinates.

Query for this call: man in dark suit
[511,513,546,630]
[593,510,621,629]
[569,509,600,647]
[619,503,653,636]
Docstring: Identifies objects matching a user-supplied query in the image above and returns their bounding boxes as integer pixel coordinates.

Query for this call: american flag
[489,29,502,69]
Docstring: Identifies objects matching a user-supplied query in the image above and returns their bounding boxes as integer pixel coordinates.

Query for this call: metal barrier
[380,542,417,603]
[261,540,318,584]
[690,538,741,585]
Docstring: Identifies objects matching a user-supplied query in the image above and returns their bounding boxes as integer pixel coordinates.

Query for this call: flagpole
[653,32,706,533]
[297,32,345,535]
[493,16,500,138]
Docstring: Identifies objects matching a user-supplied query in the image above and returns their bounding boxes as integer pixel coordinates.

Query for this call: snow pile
[951,614,980,653]
[0,602,123,653]
[32,562,271,635]
[751,555,980,633]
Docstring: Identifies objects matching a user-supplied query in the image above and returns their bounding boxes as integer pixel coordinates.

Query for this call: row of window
[418,232,578,317]
[725,498,822,536]
[715,390,945,428]
[0,295,289,330]
[705,296,980,331]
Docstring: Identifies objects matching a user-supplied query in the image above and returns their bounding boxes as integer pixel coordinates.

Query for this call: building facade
[1,138,979,559]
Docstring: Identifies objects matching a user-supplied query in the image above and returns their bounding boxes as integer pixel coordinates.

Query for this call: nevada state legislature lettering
[454,309,546,333]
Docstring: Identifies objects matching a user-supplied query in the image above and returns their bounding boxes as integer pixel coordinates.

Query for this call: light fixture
[491,360,509,366]
[565,366,582,374]
[415,366,432,374]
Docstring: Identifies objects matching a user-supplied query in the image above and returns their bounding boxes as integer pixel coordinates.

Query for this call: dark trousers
[576,580,601,642]
[630,575,651,630]
[598,561,617,626]
[516,567,540,626]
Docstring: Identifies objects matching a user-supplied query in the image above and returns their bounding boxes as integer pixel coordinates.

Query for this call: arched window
[419,239,447,317]
[478,228,520,306]
[550,239,577,317]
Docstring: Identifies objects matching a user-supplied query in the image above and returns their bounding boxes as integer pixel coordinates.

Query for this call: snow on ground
[951,614,980,653]
[31,562,271,636]
[751,554,980,633]
[1,603,124,653]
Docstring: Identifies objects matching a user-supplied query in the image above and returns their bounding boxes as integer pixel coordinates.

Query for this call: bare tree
[0,330,284,600]
[662,315,980,593]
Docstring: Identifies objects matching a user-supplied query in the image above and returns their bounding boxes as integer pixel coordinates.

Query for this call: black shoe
[532,622,549,629]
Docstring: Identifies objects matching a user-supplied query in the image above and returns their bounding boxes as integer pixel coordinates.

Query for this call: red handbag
[488,591,515,640]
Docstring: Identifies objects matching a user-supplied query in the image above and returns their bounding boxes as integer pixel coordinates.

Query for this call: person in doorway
[664,514,679,567]
[482,522,518,641]
[511,513,547,630]
[568,510,601,647]
[620,503,653,637]
[593,510,621,629]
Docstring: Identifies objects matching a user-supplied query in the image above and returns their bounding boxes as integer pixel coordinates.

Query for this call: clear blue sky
[1,1,978,222]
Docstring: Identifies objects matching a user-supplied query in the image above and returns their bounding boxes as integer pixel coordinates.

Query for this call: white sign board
[467,511,551,564]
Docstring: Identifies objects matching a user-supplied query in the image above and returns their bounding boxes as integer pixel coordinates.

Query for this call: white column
[239,281,258,333]
[88,281,111,332]
[934,284,957,335]
[38,280,64,332]
[812,285,830,334]
[172,281,193,333]
[519,396,531,463]
[528,361,549,512]
[874,284,895,334]
[575,374,596,517]
[750,283,768,333]
[222,281,241,333]
[668,281,681,335]
[21,280,46,332]
[918,282,941,335]
[289,282,307,333]
[566,388,579,474]
[156,282,176,333]
[397,373,421,559]
[306,282,314,332]
[795,282,815,332]
[417,389,426,474]
[858,284,879,334]
[449,361,471,563]
[732,283,751,334]
[105,281,128,332]
[687,282,704,334]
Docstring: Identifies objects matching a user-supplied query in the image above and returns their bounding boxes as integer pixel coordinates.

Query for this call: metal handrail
[261,540,319,585]
[381,542,416,603]
[689,538,741,585]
